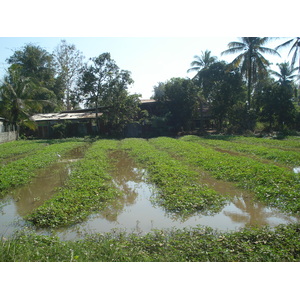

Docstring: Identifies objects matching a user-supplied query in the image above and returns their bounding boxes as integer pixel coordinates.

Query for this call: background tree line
[0,40,140,136]
[152,37,300,136]
[0,37,299,137]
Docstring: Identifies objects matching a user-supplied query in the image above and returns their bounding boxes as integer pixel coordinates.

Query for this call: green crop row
[203,135,300,150]
[26,139,120,228]
[1,223,300,261]
[120,138,227,216]
[0,141,83,195]
[149,137,300,214]
[180,135,300,167]
[0,140,47,161]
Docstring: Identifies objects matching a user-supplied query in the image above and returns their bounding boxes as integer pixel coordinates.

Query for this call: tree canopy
[1,37,300,137]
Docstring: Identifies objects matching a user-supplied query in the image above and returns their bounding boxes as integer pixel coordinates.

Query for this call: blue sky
[0,1,297,99]
[0,37,293,99]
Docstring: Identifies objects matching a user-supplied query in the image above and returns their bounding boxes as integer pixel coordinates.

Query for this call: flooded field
[0,146,86,237]
[1,138,300,241]
[53,150,298,240]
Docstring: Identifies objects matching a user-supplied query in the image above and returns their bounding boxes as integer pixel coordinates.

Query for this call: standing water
[0,146,87,237]
[53,150,300,240]
[1,148,299,240]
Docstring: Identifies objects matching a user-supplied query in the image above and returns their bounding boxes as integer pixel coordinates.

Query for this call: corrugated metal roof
[31,112,102,122]
[140,99,157,104]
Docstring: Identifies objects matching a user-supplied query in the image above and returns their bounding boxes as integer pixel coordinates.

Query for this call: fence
[0,123,17,143]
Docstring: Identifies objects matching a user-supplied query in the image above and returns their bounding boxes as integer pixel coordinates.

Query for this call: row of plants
[120,138,227,217]
[180,135,300,167]
[0,140,47,160]
[203,135,300,150]
[25,139,120,228]
[149,137,300,213]
[0,140,83,195]
[1,223,300,261]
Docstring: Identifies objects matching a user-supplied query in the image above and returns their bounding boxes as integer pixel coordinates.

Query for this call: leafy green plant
[26,139,120,228]
[1,223,300,262]
[120,138,227,216]
[180,135,300,167]
[150,136,300,213]
[0,141,83,195]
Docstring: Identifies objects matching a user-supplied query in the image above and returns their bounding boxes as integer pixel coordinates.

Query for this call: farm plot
[0,140,84,195]
[149,137,300,214]
[26,139,120,228]
[180,135,300,168]
[203,135,300,150]
[120,138,227,216]
[0,140,47,162]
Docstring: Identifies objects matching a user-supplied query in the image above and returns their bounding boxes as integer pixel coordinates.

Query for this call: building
[30,109,102,138]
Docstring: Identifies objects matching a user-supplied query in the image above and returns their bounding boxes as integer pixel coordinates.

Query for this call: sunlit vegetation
[120,138,227,216]
[180,135,300,167]
[150,136,300,213]
[0,140,47,161]
[1,136,300,261]
[1,223,300,262]
[26,139,120,228]
[0,140,83,195]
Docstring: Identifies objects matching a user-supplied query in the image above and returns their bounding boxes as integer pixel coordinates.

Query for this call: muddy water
[52,150,300,240]
[0,145,87,237]
[1,147,299,240]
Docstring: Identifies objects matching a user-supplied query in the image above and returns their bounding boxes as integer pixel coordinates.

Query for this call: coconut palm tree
[276,37,300,71]
[187,50,217,77]
[0,66,55,135]
[221,37,280,109]
[271,62,298,86]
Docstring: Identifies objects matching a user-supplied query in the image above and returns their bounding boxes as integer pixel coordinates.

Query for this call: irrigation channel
[1,145,299,241]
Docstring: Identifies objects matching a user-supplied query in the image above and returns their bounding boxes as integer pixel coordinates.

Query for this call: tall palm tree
[271,62,298,86]
[0,66,55,135]
[187,50,217,77]
[221,37,280,109]
[276,37,300,71]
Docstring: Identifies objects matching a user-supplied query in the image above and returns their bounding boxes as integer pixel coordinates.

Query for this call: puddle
[1,147,299,240]
[293,167,300,174]
[0,145,87,237]
[49,150,300,240]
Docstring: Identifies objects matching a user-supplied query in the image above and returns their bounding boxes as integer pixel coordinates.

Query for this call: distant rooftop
[31,111,101,122]
[140,99,157,104]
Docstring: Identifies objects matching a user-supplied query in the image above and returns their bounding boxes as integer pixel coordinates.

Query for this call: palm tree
[0,66,55,135]
[221,37,280,109]
[187,50,217,77]
[276,37,300,71]
[271,62,298,86]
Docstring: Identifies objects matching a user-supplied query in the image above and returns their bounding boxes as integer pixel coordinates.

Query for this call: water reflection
[53,150,300,240]
[1,147,300,240]
[0,145,87,237]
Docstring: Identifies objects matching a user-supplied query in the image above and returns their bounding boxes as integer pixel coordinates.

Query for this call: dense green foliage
[26,139,120,227]
[1,37,299,138]
[150,136,300,213]
[184,135,300,167]
[1,223,300,262]
[121,138,227,216]
[0,140,46,160]
[0,140,83,195]
[1,137,300,261]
